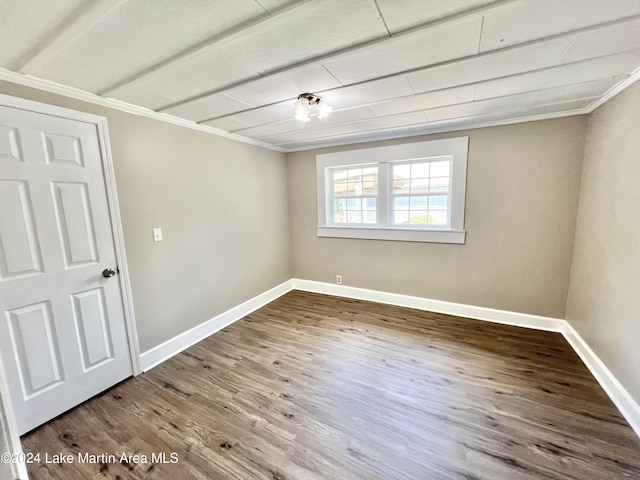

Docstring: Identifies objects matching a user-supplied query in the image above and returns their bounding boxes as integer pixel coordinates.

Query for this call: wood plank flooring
[22,291,640,479]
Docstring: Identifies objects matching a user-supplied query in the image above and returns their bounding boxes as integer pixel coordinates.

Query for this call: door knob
[102,268,117,278]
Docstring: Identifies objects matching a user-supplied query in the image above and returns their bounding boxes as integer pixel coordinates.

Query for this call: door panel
[0,180,43,278]
[52,181,99,266]
[71,287,114,370]
[43,132,84,166]
[6,301,63,397]
[0,104,132,435]
[0,125,22,162]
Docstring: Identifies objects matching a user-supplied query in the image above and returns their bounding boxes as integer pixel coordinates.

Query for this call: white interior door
[0,104,132,435]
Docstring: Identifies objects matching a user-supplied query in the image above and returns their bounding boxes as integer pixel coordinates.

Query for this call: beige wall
[566,81,640,401]
[0,81,291,352]
[287,117,587,318]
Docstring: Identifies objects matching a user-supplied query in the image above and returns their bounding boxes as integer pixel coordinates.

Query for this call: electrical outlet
[152,228,163,242]
[336,274,343,285]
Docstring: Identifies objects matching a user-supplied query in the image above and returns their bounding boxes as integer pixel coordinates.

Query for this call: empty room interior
[1,1,640,479]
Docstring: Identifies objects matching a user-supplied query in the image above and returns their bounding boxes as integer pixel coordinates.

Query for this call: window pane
[429,177,449,193]
[410,196,428,208]
[333,169,348,182]
[393,179,410,193]
[363,211,376,223]
[428,195,448,210]
[394,210,409,224]
[410,178,429,193]
[362,166,377,177]
[345,182,358,195]
[347,211,362,223]
[347,168,362,179]
[411,162,430,178]
[363,181,377,194]
[364,197,377,210]
[394,197,409,208]
[393,164,410,178]
[428,211,447,225]
[430,160,450,177]
[334,181,348,196]
[347,198,361,209]
[409,211,428,225]
[333,197,345,223]
[393,164,409,193]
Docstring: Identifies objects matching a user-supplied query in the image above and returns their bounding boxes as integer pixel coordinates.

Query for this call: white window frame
[316,137,469,244]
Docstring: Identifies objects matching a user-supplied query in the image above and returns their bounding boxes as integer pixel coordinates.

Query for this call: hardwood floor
[22,291,640,479]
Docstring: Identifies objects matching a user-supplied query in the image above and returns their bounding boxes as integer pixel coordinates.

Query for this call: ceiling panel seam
[252,0,271,14]
[321,64,345,87]
[476,16,485,55]
[190,14,640,123]
[406,75,417,95]
[555,39,575,66]
[372,0,392,37]
[223,93,256,108]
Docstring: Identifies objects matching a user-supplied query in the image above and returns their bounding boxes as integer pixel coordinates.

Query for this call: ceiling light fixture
[293,93,333,122]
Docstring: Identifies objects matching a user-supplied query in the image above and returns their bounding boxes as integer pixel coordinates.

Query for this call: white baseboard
[139,280,294,371]
[561,323,640,438]
[139,277,640,439]
[291,279,567,332]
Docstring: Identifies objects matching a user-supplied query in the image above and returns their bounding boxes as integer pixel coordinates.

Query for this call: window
[316,137,468,243]
[332,165,378,225]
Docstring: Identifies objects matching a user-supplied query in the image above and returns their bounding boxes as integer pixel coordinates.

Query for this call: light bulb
[295,112,310,122]
[293,98,308,114]
[317,100,333,119]
[294,97,311,122]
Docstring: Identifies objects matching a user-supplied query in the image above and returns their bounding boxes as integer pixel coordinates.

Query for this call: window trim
[316,137,469,244]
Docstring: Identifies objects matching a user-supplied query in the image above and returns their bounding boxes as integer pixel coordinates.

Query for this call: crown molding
[0,68,285,152]
[585,65,640,112]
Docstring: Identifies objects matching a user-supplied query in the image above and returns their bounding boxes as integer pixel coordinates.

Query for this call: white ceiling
[1,0,640,151]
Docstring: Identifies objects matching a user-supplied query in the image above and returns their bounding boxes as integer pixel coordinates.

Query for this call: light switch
[152,228,163,242]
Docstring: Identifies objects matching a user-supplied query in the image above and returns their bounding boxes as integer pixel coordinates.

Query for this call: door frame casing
[0,351,28,479]
[0,93,141,475]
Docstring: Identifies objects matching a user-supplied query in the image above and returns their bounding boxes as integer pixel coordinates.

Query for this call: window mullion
[377,162,388,227]
[325,169,336,225]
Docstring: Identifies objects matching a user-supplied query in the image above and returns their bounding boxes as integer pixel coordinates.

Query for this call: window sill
[316,226,466,244]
